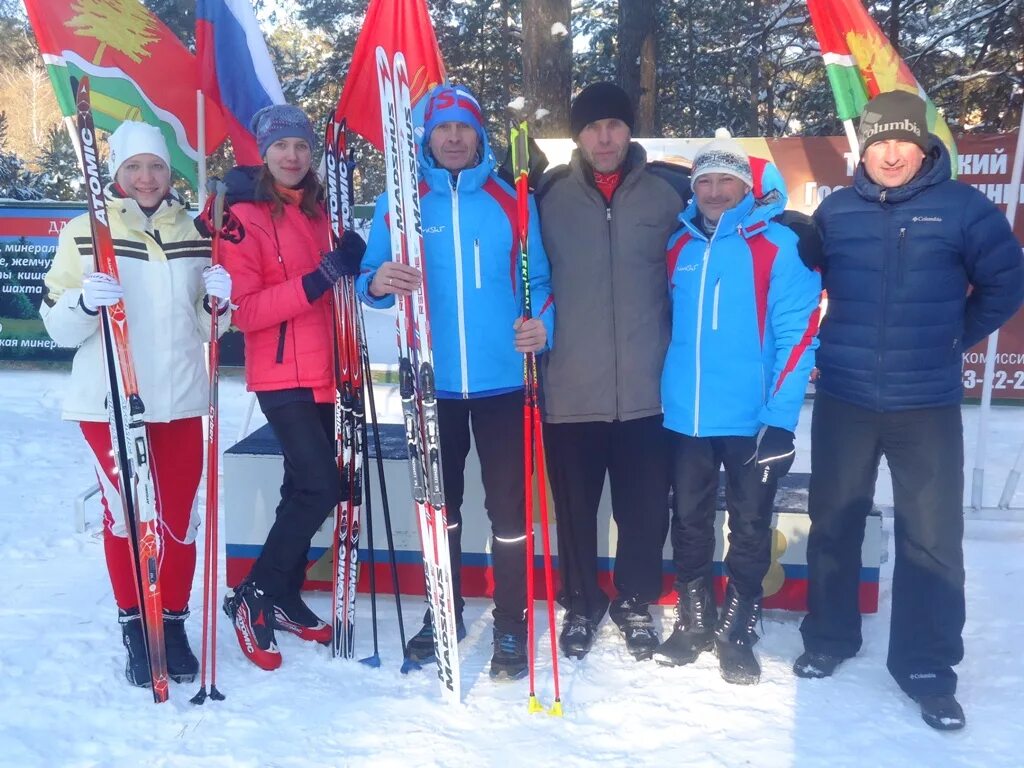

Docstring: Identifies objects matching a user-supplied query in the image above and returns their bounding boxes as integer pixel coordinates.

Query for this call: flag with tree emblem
[807,0,958,168]
[24,0,228,186]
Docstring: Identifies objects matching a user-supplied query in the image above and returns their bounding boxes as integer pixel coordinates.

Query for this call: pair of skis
[74,78,169,704]
[511,121,562,716]
[376,47,461,705]
[324,119,366,661]
[324,116,411,667]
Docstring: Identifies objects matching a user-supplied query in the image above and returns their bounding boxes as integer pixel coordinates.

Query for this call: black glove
[194,195,245,243]
[749,426,795,485]
[301,230,367,302]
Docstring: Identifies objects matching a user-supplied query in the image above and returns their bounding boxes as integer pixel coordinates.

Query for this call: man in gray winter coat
[537,82,690,660]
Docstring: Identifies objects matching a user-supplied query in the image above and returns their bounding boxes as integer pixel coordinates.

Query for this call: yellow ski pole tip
[548,699,564,717]
[528,694,544,714]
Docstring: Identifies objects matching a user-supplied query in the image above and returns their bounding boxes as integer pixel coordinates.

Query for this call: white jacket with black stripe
[40,185,230,423]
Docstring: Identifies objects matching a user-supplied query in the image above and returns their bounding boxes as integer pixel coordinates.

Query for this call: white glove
[81,272,123,312]
[203,265,232,302]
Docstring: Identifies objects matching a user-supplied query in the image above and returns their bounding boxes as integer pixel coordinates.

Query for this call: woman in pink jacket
[219,104,364,670]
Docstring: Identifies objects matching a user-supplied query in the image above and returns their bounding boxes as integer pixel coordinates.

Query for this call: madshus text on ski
[41,75,1022,732]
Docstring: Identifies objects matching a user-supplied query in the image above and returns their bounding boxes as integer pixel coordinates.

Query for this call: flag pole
[197,90,208,208]
[975,111,1024,511]
[841,118,860,157]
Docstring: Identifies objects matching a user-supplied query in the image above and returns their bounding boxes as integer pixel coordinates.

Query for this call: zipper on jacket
[275,321,287,364]
[473,239,481,290]
[693,235,714,436]
[451,176,470,397]
[896,227,907,288]
[712,279,721,331]
[876,213,892,410]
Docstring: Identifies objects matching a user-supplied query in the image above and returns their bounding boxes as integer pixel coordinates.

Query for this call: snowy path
[1,368,1022,767]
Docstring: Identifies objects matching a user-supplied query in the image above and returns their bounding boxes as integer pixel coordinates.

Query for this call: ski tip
[528,694,544,714]
[548,699,564,718]
[400,658,421,675]
[359,654,382,669]
[209,685,226,702]
[189,687,207,706]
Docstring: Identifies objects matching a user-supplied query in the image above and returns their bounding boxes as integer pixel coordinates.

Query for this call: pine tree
[34,124,79,200]
[0,112,42,201]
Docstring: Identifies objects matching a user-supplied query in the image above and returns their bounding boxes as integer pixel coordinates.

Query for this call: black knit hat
[570,82,635,138]
[858,91,929,155]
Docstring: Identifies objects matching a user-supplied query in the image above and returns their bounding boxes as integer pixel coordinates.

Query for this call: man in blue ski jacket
[794,91,1024,732]
[357,84,554,681]
[652,131,821,685]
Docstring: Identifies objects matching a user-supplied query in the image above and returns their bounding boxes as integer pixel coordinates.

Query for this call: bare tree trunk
[888,0,901,55]
[618,0,658,136]
[521,0,572,137]
[748,0,762,136]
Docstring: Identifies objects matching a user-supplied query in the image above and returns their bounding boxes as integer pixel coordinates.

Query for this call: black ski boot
[559,612,598,660]
[654,576,717,667]
[793,650,845,679]
[609,597,659,661]
[914,693,966,731]
[489,628,528,681]
[274,592,332,645]
[713,583,762,685]
[404,611,467,664]
[118,608,150,688]
[163,608,199,684]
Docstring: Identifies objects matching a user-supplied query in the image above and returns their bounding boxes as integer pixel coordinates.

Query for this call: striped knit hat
[691,128,753,188]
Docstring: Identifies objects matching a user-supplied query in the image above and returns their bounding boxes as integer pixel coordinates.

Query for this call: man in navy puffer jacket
[794,91,1024,732]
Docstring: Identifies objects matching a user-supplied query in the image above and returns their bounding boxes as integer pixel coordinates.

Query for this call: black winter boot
[118,608,150,688]
[163,608,199,684]
[914,693,966,731]
[793,651,845,679]
[609,597,660,661]
[654,577,718,667]
[489,628,528,680]
[559,612,598,660]
[714,583,762,685]
[404,610,467,664]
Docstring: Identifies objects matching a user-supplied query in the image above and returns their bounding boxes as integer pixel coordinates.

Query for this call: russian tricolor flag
[197,0,285,164]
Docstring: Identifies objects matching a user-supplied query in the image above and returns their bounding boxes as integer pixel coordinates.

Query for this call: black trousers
[800,392,966,697]
[543,416,671,620]
[437,391,527,634]
[670,432,778,599]
[249,401,342,598]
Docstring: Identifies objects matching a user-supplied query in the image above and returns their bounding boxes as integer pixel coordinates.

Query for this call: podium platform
[224,422,883,613]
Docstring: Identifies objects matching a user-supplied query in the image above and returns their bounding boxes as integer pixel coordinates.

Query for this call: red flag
[335,0,446,150]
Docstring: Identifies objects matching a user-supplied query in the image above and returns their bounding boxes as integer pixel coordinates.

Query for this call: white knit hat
[691,128,753,188]
[107,121,171,179]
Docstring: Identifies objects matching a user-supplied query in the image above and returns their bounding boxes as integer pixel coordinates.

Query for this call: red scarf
[593,169,621,203]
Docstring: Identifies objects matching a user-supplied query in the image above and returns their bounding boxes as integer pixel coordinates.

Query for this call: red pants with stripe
[81,417,203,612]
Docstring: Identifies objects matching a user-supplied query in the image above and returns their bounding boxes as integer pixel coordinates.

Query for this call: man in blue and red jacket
[357,84,553,681]
[653,131,821,685]
[794,91,1024,732]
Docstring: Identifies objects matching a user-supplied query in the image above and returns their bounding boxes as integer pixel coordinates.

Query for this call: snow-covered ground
[1,366,1022,767]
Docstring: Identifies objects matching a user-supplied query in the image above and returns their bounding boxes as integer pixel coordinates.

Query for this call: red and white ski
[325,118,365,659]
[74,77,169,703]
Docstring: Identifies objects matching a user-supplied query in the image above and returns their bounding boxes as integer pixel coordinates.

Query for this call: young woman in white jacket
[40,122,231,689]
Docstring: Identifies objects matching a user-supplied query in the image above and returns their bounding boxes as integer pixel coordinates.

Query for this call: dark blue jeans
[800,392,966,697]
